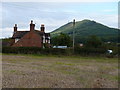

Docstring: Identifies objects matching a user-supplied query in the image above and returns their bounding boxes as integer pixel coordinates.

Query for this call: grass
[2,53,118,88]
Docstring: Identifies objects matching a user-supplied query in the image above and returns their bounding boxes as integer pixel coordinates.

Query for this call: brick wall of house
[12,31,42,47]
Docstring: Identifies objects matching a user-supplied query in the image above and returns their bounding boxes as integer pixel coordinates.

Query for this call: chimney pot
[14,24,17,32]
[30,20,35,31]
[41,24,45,32]
[31,20,33,24]
[15,24,17,27]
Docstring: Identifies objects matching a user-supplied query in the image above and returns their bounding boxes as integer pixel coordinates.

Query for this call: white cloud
[103,9,116,12]
[1,13,118,39]
[33,18,69,32]
[90,14,118,28]
[1,17,70,38]
[0,29,2,38]
[1,2,118,38]
[69,11,118,28]
[1,27,13,38]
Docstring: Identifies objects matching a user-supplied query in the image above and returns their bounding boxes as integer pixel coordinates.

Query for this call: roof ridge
[17,31,29,32]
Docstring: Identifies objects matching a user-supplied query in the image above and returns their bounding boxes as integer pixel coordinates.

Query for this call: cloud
[1,18,67,38]
[1,14,118,38]
[103,9,116,12]
[1,2,118,38]
[32,18,69,32]
[1,27,13,38]
[90,14,118,28]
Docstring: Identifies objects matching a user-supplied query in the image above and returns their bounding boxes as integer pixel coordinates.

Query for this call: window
[43,35,45,43]
[15,38,19,43]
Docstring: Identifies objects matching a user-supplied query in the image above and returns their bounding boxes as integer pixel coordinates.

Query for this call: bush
[2,46,115,57]
[74,47,107,56]
[2,47,67,55]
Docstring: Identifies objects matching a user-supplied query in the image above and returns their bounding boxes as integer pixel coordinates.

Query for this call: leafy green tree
[51,33,72,47]
[85,35,103,48]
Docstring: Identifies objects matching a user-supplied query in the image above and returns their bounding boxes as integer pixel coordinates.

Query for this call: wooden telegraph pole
[73,19,75,52]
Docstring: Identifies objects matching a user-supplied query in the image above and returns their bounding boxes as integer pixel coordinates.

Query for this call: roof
[12,30,50,39]
[12,31,29,39]
[35,30,44,36]
[45,33,50,37]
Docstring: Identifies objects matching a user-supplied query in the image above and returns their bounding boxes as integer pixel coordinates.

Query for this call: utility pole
[73,19,75,52]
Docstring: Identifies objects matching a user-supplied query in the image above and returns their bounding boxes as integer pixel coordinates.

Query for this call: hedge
[2,47,67,55]
[74,47,107,56]
[2,46,110,56]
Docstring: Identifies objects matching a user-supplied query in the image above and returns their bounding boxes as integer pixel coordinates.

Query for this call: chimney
[14,24,17,32]
[41,24,45,32]
[30,20,35,31]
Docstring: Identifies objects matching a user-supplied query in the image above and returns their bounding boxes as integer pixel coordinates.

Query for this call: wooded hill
[51,19,120,43]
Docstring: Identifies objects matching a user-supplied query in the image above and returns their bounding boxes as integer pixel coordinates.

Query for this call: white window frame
[15,38,19,43]
[43,35,45,43]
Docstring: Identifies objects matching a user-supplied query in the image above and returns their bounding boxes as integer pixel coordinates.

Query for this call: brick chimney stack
[14,24,17,32]
[30,20,35,31]
[41,24,45,32]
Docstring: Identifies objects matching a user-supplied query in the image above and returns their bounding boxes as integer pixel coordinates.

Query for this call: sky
[0,1,119,38]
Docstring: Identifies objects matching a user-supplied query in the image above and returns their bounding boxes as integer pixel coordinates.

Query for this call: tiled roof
[12,30,50,39]
[45,33,50,37]
[35,30,44,36]
[12,31,29,39]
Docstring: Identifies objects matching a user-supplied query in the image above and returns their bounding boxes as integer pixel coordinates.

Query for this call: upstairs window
[15,38,20,43]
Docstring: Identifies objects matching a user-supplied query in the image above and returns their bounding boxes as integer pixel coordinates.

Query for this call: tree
[85,35,103,48]
[51,33,72,47]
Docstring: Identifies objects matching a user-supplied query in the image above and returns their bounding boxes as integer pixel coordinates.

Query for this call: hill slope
[51,19,120,43]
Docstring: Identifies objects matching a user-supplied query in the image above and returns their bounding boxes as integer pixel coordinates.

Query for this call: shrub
[2,46,114,57]
[74,47,107,56]
[2,47,67,55]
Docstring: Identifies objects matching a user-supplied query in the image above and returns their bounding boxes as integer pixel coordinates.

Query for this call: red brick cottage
[11,20,50,48]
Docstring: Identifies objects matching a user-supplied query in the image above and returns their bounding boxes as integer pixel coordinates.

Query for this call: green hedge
[3,46,119,56]
[2,47,68,55]
[2,46,110,56]
[74,47,107,55]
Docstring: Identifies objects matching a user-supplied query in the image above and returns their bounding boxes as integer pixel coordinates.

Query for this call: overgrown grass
[2,54,118,88]
[2,53,118,61]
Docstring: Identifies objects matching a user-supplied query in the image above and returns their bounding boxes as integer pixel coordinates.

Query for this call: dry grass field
[2,54,118,88]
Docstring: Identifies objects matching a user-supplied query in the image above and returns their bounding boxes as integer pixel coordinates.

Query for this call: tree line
[1,33,119,57]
